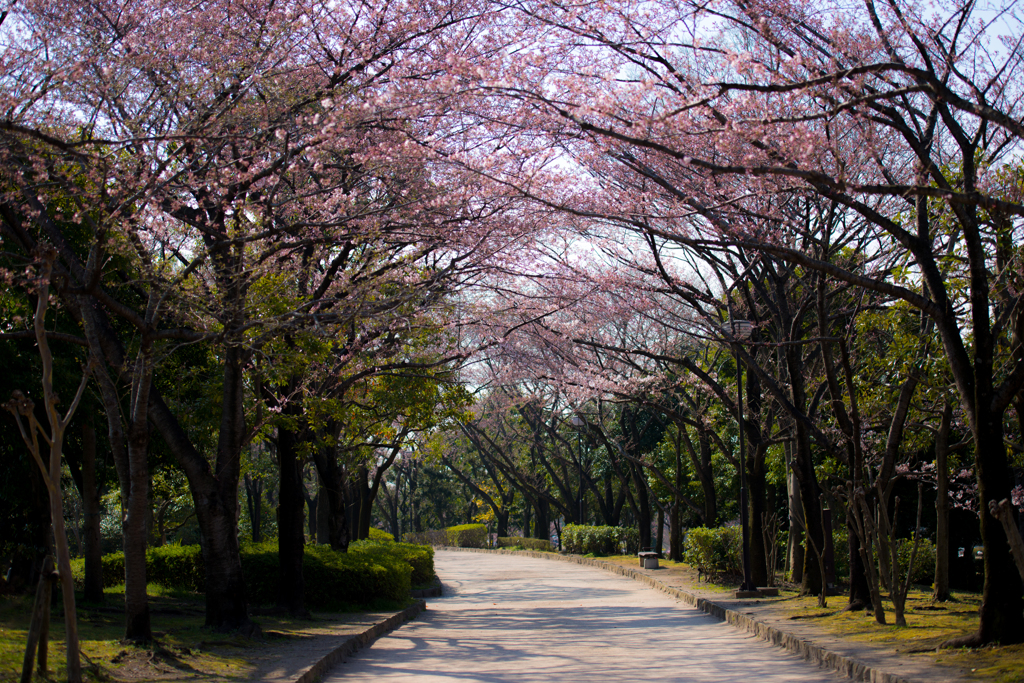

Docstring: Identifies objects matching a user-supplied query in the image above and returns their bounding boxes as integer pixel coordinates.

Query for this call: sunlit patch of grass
[0,582,402,682]
[777,588,980,647]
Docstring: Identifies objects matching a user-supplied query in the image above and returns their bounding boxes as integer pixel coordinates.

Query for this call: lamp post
[570,415,585,524]
[723,319,756,594]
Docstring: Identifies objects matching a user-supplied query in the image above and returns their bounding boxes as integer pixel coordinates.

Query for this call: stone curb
[293,599,426,683]
[441,547,909,683]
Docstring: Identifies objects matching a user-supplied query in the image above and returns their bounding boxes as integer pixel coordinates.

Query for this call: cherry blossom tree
[456,0,1024,645]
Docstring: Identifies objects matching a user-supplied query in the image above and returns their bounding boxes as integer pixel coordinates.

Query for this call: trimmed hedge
[349,539,435,585]
[402,530,447,546]
[445,524,488,548]
[561,525,639,556]
[683,526,741,581]
[368,527,395,541]
[496,536,553,551]
[243,542,410,608]
[70,542,415,609]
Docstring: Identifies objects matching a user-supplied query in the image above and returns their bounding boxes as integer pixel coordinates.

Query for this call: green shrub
[833,526,850,580]
[69,547,204,592]
[683,526,741,581]
[402,530,447,546]
[619,527,641,555]
[496,536,553,551]
[560,524,637,556]
[243,542,411,608]
[896,537,936,585]
[368,527,394,542]
[69,551,126,590]
[71,542,414,609]
[350,540,435,585]
[148,544,205,591]
[445,523,488,548]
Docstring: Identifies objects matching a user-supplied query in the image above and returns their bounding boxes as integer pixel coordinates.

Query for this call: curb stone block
[291,600,426,683]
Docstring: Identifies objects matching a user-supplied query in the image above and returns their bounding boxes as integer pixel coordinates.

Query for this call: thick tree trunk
[749,447,769,587]
[631,461,652,550]
[149,347,252,632]
[934,400,952,602]
[276,414,307,617]
[79,420,104,603]
[123,378,152,642]
[533,498,549,541]
[80,296,252,631]
[496,510,509,538]
[669,498,682,561]
[848,518,872,608]
[794,425,825,596]
[310,444,349,551]
[787,441,804,584]
[971,409,1024,643]
[697,432,718,526]
[123,342,155,643]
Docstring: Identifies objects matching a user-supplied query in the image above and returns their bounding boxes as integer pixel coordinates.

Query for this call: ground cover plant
[496,537,553,551]
[69,542,429,610]
[0,581,414,683]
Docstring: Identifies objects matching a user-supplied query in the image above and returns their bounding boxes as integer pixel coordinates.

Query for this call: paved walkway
[321,550,846,682]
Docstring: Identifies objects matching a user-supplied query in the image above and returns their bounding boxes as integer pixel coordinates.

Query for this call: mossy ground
[0,584,409,682]
[594,554,1024,682]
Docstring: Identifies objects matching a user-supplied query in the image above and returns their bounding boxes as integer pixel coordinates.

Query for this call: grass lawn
[0,584,409,682]
[587,554,1024,683]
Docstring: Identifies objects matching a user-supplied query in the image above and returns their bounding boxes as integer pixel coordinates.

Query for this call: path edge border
[294,599,426,683]
[441,547,909,683]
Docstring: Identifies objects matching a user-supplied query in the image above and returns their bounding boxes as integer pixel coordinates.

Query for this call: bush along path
[440,548,982,683]
[0,542,436,682]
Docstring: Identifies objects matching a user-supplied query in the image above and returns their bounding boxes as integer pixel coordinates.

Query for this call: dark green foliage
[496,536,553,551]
[684,526,742,578]
[896,538,937,585]
[70,542,417,609]
[402,530,447,546]
[561,524,639,555]
[349,540,434,585]
[683,526,742,581]
[247,543,411,608]
[445,523,488,548]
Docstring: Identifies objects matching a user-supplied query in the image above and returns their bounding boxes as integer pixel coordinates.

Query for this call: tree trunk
[310,443,349,551]
[656,505,665,556]
[244,474,263,544]
[123,362,153,642]
[848,518,872,608]
[533,498,549,541]
[317,477,330,545]
[631,461,652,550]
[123,341,155,642]
[970,407,1024,643]
[79,420,104,603]
[787,440,804,584]
[749,446,769,587]
[934,399,952,602]
[276,412,307,617]
[697,432,718,526]
[496,509,509,538]
[794,425,825,596]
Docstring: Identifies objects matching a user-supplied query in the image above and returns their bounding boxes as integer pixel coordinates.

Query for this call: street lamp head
[570,416,585,427]
[722,319,753,340]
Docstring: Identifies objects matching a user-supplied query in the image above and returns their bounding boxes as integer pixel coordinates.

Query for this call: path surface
[322,550,846,682]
